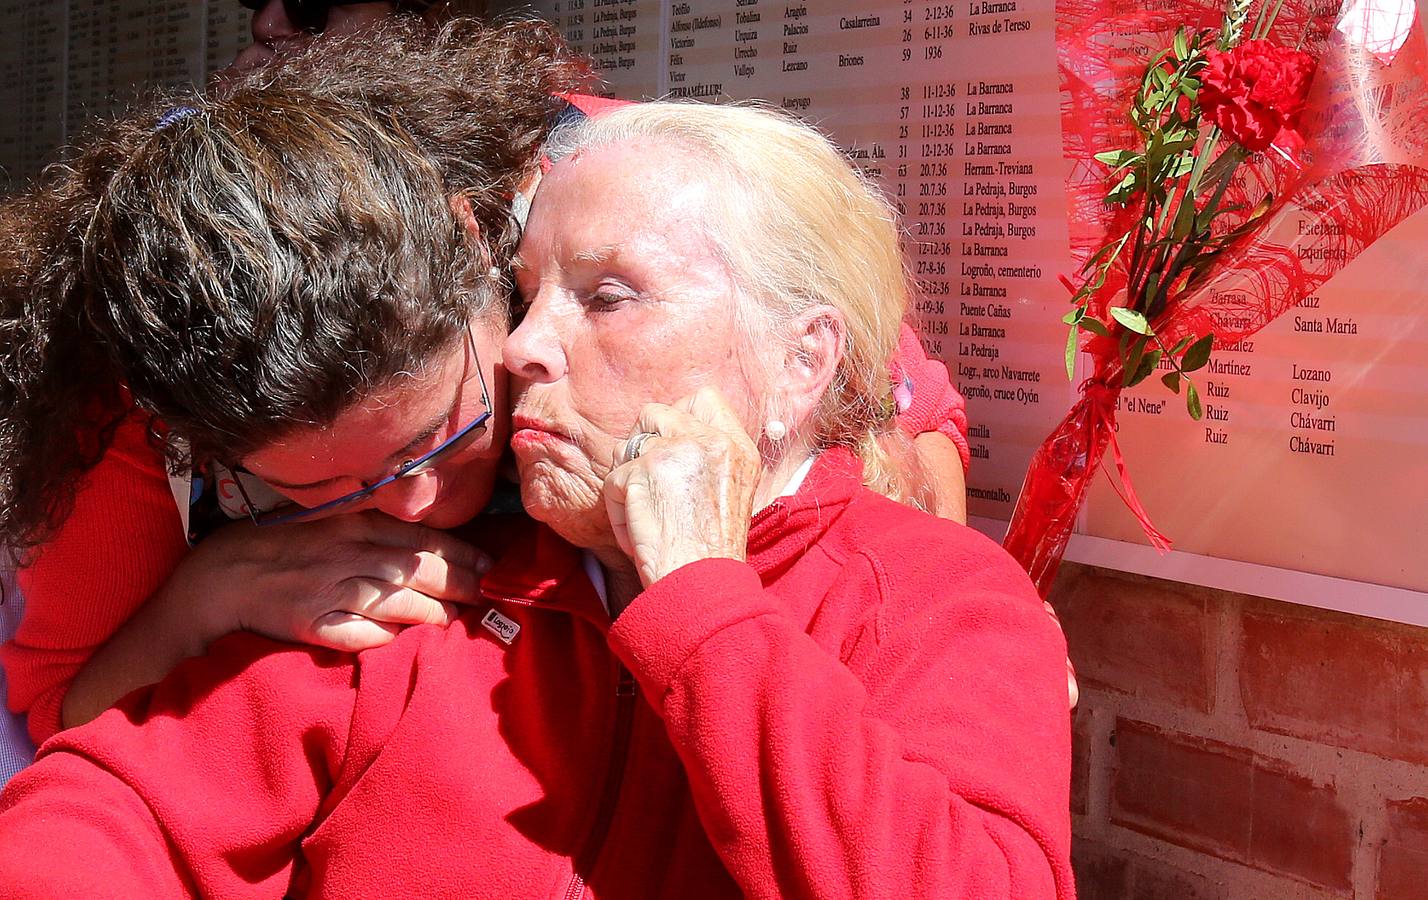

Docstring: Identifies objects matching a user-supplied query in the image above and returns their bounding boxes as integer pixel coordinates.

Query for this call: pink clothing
[891,322,971,468]
[0,450,1071,899]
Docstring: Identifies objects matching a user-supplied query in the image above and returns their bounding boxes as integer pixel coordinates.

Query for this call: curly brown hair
[0,17,589,557]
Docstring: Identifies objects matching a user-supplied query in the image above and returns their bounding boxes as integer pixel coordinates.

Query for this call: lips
[509,413,574,451]
[510,414,562,436]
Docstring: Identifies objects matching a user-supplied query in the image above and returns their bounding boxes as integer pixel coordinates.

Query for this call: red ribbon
[1083,381,1172,551]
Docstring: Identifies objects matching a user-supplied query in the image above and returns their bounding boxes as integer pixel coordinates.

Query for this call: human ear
[449,193,482,242]
[772,305,846,432]
[449,193,495,273]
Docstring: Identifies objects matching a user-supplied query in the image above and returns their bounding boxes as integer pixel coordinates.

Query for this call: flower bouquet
[1003,0,1428,596]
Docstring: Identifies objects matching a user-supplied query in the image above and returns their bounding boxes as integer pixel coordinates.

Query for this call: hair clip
[154,106,202,132]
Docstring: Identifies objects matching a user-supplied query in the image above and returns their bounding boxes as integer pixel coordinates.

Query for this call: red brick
[1111,719,1353,891]
[1050,569,1215,712]
[1072,709,1093,816]
[1111,720,1253,855]
[1379,797,1428,900]
[1240,603,1428,766]
[1073,838,1130,900]
[1244,756,1354,891]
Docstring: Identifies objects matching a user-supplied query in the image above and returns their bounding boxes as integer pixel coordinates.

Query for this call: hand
[158,510,491,653]
[603,387,762,591]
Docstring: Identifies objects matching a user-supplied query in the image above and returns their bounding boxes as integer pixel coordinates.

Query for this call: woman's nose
[502,302,567,384]
[251,0,302,44]
[371,472,442,523]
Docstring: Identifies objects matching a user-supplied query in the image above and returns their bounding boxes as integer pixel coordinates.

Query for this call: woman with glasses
[0,19,586,745]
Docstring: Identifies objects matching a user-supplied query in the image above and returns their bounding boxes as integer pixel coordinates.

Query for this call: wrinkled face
[504,140,768,551]
[228,1,399,74]
[241,312,510,529]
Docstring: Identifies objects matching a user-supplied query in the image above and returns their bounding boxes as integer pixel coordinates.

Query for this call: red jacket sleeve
[607,524,1073,899]
[1,408,188,742]
[891,321,971,469]
[0,633,356,898]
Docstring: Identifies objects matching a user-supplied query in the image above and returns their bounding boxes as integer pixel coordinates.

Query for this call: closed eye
[587,287,637,311]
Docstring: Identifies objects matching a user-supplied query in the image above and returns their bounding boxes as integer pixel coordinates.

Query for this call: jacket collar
[745,447,862,580]
[478,448,864,621]
[478,517,609,626]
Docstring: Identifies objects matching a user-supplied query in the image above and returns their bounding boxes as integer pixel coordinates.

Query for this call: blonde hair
[545,101,920,503]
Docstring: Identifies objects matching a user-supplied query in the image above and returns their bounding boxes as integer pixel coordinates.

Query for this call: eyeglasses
[237,0,380,34]
[233,329,491,527]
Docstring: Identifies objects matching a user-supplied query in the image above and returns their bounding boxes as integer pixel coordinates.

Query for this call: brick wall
[1050,563,1428,899]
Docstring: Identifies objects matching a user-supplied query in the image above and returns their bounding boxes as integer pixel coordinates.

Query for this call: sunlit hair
[544,102,922,504]
[0,18,588,554]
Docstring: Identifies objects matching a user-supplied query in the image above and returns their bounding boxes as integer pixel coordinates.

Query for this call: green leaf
[1140,50,1171,91]
[1162,371,1182,393]
[1105,171,1139,205]
[1172,195,1198,240]
[1182,333,1214,370]
[1187,381,1203,419]
[1081,317,1111,338]
[1062,308,1085,325]
[1127,348,1164,387]
[1160,135,1198,154]
[1110,307,1152,334]
[1080,232,1132,273]
[1140,348,1164,381]
[1142,271,1162,309]
[1174,28,1189,61]
[1246,192,1274,222]
[1170,335,1193,355]
[1065,325,1080,381]
[1094,149,1141,172]
[1123,334,1146,386]
[1167,153,1197,178]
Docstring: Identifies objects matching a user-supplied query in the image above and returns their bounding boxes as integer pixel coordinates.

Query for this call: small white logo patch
[480,608,521,645]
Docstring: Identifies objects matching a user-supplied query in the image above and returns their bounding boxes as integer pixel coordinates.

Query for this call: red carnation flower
[1197,39,1316,152]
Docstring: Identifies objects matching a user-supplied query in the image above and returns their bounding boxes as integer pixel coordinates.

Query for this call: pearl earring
[764,419,788,442]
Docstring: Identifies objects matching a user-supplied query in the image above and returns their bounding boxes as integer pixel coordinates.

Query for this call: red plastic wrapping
[1004,0,1428,595]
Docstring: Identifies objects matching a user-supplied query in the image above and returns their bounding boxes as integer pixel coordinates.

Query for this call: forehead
[240,335,465,473]
[527,140,719,254]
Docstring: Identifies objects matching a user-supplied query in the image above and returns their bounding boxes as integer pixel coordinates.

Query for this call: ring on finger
[623,431,657,464]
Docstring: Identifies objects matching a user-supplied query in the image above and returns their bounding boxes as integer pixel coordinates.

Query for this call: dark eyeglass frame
[237,0,375,34]
[233,329,491,527]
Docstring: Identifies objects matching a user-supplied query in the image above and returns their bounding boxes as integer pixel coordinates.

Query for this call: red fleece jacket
[0,412,188,742]
[2,332,966,745]
[0,450,1071,899]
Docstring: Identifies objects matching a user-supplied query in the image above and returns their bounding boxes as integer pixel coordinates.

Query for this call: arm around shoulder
[0,633,358,897]
[2,410,188,742]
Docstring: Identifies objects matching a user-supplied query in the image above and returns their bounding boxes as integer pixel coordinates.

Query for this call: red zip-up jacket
[1,324,966,747]
[0,450,1071,899]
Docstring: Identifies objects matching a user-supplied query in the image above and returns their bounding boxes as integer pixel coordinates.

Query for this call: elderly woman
[507,102,1074,897]
[0,96,1072,898]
